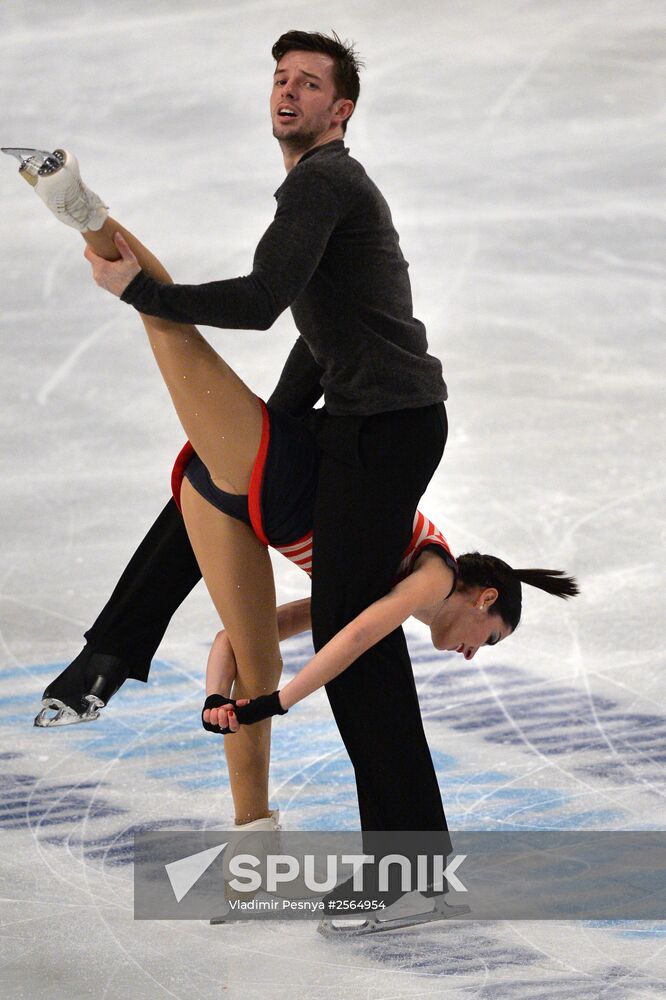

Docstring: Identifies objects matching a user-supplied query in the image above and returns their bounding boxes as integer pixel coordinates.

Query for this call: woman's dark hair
[271,30,363,134]
[456,553,579,631]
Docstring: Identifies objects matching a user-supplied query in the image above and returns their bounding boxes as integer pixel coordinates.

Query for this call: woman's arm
[278,573,426,710]
[275,557,454,709]
[207,563,444,731]
[205,597,312,696]
[276,597,312,641]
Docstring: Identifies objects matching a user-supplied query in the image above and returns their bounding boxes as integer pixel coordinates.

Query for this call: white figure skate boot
[209,809,281,924]
[2,147,108,231]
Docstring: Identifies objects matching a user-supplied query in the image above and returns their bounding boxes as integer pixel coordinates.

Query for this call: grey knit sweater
[121,140,446,416]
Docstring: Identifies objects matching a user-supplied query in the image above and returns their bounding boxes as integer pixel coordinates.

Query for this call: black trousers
[84,498,202,680]
[84,404,447,833]
[311,403,448,832]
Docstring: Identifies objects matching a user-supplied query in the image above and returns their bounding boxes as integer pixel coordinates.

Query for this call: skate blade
[317,901,471,937]
[34,697,101,728]
[1,147,64,185]
[2,147,55,167]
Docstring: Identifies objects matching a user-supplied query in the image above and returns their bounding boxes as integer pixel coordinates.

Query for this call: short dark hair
[457,553,579,631]
[271,30,362,134]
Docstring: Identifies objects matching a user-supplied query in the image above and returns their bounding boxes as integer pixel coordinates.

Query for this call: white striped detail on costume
[272,510,454,582]
[394,510,455,582]
[274,532,314,576]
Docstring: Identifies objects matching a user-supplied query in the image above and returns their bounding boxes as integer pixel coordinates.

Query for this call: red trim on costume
[171,441,195,512]
[248,400,271,546]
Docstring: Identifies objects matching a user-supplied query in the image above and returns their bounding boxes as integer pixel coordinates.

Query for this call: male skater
[30,30,448,836]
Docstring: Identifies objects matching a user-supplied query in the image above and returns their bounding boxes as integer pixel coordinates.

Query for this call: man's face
[270,49,344,148]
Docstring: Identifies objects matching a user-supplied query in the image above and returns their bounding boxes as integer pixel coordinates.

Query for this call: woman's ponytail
[513,568,579,599]
[457,553,579,629]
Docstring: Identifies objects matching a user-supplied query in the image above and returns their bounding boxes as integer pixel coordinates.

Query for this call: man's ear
[333,99,355,126]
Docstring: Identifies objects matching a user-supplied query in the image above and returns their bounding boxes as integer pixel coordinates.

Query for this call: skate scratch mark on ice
[481,46,555,127]
[425,201,666,226]
[84,866,184,1000]
[508,922,607,985]
[458,762,551,816]
[480,8,607,130]
[612,672,666,721]
[560,482,665,550]
[0,608,20,666]
[0,594,86,628]
[589,667,666,718]
[442,231,478,318]
[0,0,293,47]
[595,941,666,1000]
[24,699,203,950]
[455,660,631,816]
[493,787,603,826]
[421,656,666,807]
[36,318,118,407]
[410,636,663,819]
[42,243,70,301]
[565,614,666,803]
[275,744,350,820]
[22,780,125,913]
[0,564,18,593]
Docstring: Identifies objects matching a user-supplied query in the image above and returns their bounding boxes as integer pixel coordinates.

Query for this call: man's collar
[297,139,347,165]
[274,140,347,197]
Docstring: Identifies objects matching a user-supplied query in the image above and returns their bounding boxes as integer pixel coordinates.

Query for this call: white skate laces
[2,146,108,232]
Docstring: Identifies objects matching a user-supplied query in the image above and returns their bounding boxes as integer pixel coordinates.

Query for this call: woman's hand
[202,630,245,733]
[203,697,250,734]
[202,692,287,733]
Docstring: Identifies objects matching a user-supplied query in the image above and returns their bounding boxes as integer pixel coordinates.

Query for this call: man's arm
[267,336,324,415]
[115,168,342,331]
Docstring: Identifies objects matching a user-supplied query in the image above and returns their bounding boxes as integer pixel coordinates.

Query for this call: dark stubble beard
[272,105,336,155]
[272,124,321,153]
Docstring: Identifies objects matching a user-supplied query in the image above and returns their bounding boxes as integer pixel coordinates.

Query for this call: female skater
[9,148,577,829]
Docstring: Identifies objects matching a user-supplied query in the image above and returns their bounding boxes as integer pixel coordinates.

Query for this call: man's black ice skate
[318,888,471,937]
[34,647,130,728]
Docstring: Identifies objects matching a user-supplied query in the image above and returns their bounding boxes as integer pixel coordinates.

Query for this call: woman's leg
[181,478,283,823]
[81,219,280,821]
[82,218,262,493]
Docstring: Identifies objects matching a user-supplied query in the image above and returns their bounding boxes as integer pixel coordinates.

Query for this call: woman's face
[430,586,513,660]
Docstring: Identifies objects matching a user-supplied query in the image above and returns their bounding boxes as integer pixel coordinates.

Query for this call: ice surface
[1,0,665,997]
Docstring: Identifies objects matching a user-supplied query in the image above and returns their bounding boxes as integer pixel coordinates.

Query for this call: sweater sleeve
[267,336,324,416]
[120,166,342,331]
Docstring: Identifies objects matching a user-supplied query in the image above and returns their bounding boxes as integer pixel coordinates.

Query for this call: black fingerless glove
[201,693,236,734]
[234,691,288,726]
